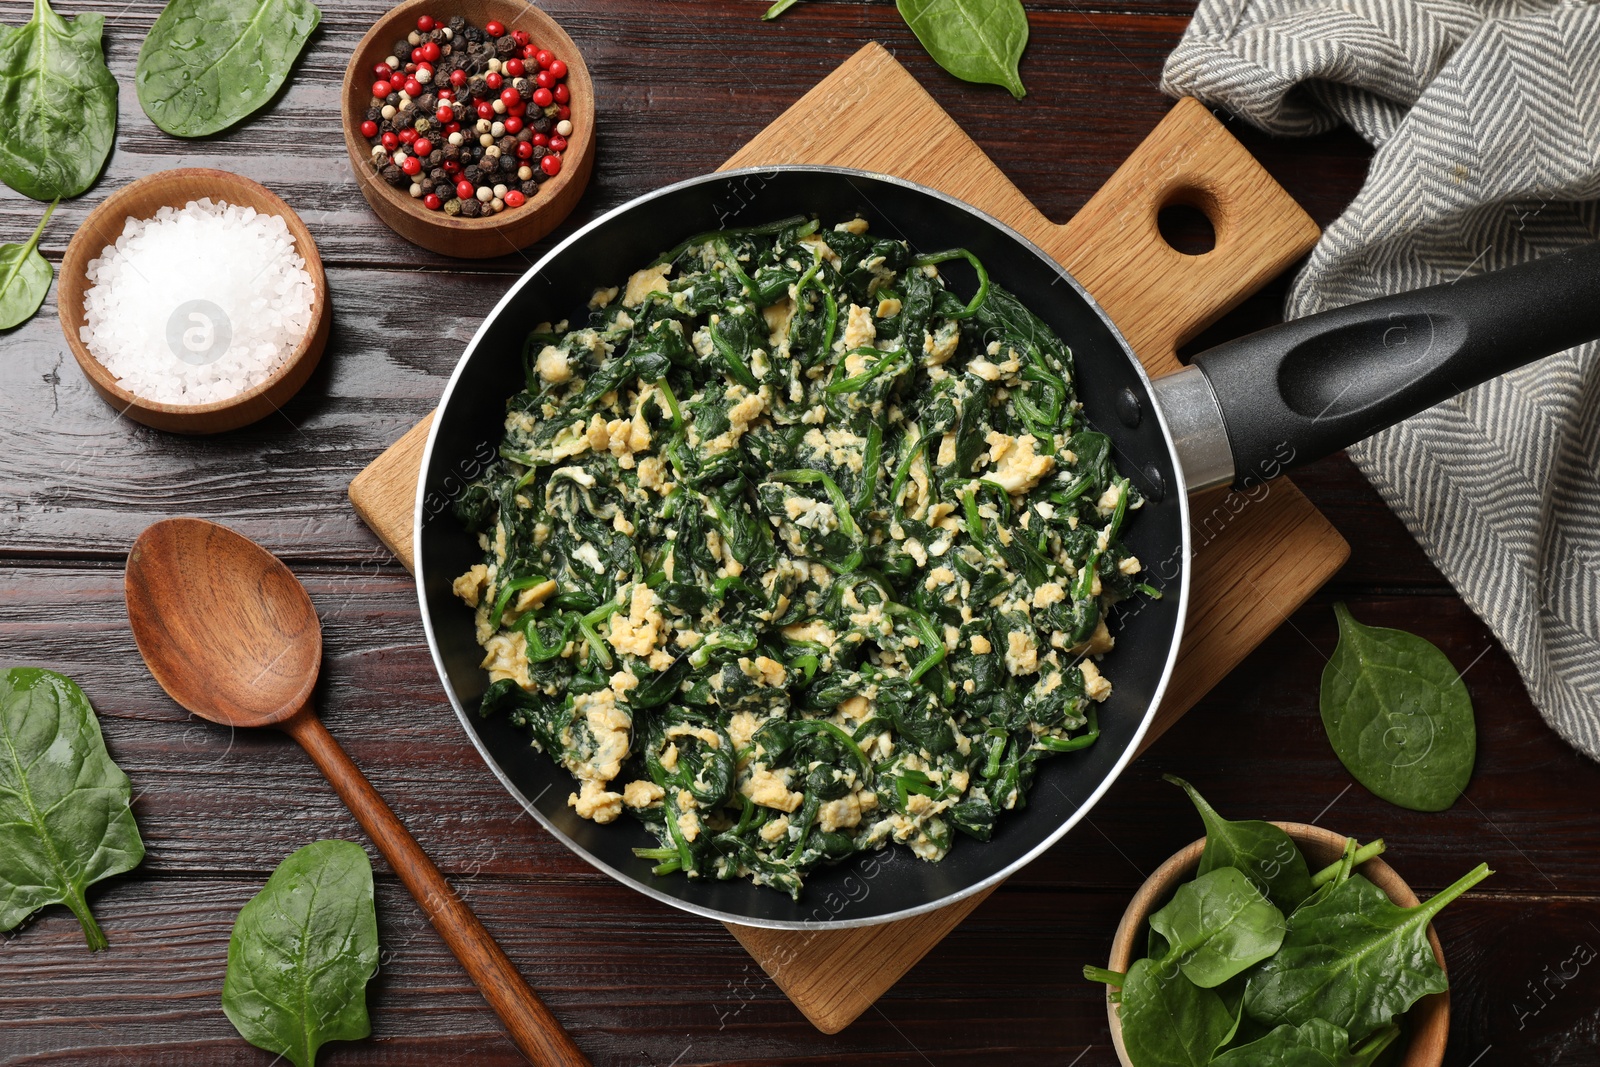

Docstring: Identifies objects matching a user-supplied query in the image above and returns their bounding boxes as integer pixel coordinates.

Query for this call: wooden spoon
[124,517,589,1067]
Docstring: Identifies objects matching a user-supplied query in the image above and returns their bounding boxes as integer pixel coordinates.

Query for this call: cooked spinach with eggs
[452,216,1151,898]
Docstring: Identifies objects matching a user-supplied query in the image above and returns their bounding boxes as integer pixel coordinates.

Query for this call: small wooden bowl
[1106,823,1448,1066]
[58,168,330,435]
[341,0,595,258]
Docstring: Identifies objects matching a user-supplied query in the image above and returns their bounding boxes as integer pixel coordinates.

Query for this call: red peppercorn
[556,105,571,120]
[548,135,567,151]
[475,100,494,119]
[521,43,538,59]
[411,46,424,64]
[403,78,421,97]
[381,131,399,150]
[507,98,525,116]
[532,87,553,107]
[371,79,392,97]
[504,115,523,134]
[437,88,454,101]
[505,190,526,207]
[436,105,454,124]
[413,137,433,157]
[360,119,378,137]
[456,179,475,199]
[485,71,503,91]
[399,128,417,143]
[511,29,530,46]
[517,140,534,158]
[417,14,435,31]
[532,132,548,146]
[401,155,422,176]
[534,49,554,68]
[444,159,461,173]
[553,83,569,105]
[374,62,394,80]
[424,193,442,210]
[540,153,561,176]
[499,87,520,107]
[505,59,525,77]
[485,19,505,36]
[548,58,568,79]
[531,70,550,89]
[450,69,467,87]
[422,41,440,62]
[445,121,461,134]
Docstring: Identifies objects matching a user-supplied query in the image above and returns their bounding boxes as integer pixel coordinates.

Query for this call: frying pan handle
[1185,242,1600,489]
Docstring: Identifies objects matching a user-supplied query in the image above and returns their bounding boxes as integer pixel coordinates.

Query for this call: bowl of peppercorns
[342,0,594,258]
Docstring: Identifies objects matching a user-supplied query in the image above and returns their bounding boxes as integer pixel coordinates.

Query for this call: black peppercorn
[448,15,465,32]
[463,26,484,42]
[435,183,453,201]
[532,116,553,135]
[520,179,540,198]
[498,136,517,155]
[443,143,461,162]
[391,38,410,61]
[531,144,548,159]
[499,154,517,175]
[463,165,483,186]
[495,35,517,56]
[467,76,488,100]
[428,166,446,184]
[416,93,436,113]
[381,164,406,188]
[460,197,482,218]
[365,106,382,123]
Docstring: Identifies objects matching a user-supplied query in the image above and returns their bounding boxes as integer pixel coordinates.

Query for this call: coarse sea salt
[80,198,317,406]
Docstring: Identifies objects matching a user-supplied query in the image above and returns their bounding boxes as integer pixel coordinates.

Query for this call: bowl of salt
[58,168,331,434]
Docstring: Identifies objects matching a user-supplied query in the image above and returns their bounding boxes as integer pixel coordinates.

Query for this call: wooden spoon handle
[285,711,589,1067]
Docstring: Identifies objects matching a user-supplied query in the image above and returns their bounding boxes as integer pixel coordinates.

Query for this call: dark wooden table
[4,1,1598,1064]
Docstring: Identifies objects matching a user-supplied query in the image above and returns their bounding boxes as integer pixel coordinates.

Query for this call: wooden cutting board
[349,43,1347,1035]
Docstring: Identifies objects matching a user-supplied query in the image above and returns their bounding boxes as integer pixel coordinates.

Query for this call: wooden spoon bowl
[341,0,596,258]
[57,168,330,434]
[1105,822,1448,1066]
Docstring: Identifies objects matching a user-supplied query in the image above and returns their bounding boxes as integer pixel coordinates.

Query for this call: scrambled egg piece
[986,431,1057,495]
[607,583,666,658]
[623,262,672,307]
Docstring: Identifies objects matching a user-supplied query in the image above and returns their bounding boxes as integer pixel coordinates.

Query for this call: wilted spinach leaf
[136,0,322,138]
[1320,603,1475,812]
[897,0,1029,99]
[1149,866,1286,989]
[222,840,379,1067]
[0,198,56,329]
[0,0,118,200]
[0,667,144,950]
[1244,863,1490,1043]
[1212,1018,1400,1067]
[1167,775,1313,912]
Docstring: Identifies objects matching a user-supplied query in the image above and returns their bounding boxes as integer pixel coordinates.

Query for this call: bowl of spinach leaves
[1089,778,1488,1067]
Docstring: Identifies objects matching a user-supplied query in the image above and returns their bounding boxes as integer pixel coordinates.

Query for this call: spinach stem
[912,248,990,318]
[1309,839,1386,887]
[1082,965,1125,987]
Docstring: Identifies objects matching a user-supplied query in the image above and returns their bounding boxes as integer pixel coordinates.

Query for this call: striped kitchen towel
[1162,0,1600,760]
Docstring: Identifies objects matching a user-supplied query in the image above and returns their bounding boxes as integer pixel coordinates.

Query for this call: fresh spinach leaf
[1149,866,1286,988]
[1167,775,1313,912]
[0,667,144,950]
[0,0,117,200]
[1244,863,1490,1042]
[222,840,379,1067]
[897,0,1029,99]
[1212,1018,1400,1067]
[1320,603,1475,812]
[0,198,56,329]
[136,0,321,138]
[1118,956,1237,1067]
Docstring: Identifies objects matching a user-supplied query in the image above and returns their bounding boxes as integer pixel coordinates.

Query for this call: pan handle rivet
[1115,388,1142,428]
[1142,463,1166,502]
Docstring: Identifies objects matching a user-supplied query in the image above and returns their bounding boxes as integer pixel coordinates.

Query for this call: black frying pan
[415,167,1600,929]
